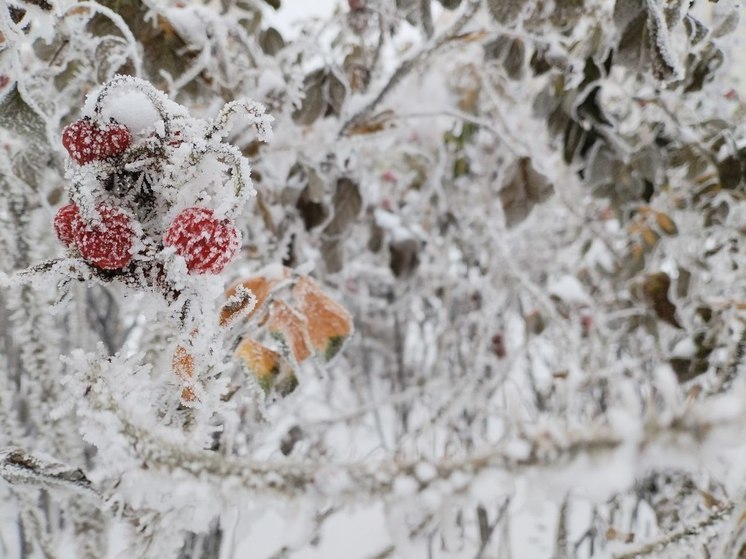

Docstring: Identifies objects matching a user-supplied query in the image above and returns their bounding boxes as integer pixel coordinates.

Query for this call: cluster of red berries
[54,116,241,274]
[61,117,132,165]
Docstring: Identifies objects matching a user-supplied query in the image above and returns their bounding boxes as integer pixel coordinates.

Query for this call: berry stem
[192,143,255,217]
[204,99,273,143]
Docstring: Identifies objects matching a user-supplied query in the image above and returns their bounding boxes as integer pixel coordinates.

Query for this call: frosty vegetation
[1,0,746,557]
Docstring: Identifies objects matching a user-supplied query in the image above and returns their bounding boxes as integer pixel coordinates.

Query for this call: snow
[4,0,746,558]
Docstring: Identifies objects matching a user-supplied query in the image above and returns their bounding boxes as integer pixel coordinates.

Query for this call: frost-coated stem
[612,502,734,559]
[0,448,99,501]
[204,99,274,143]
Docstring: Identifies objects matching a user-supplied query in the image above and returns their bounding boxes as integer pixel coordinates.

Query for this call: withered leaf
[500,158,554,228]
[297,185,329,231]
[323,178,362,237]
[617,11,648,69]
[322,238,344,273]
[646,0,679,81]
[483,35,512,62]
[390,238,420,279]
[550,0,585,28]
[684,44,724,93]
[420,0,434,38]
[368,219,384,253]
[642,272,681,328]
[713,9,740,38]
[280,425,304,456]
[670,332,714,383]
[676,267,691,299]
[655,212,678,236]
[717,154,745,190]
[504,38,525,80]
[292,69,326,125]
[326,71,347,118]
[576,87,612,127]
[683,15,708,45]
[486,0,528,25]
[259,27,285,56]
[613,0,645,31]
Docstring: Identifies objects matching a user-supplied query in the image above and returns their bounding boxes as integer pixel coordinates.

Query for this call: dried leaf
[617,11,648,69]
[642,272,681,328]
[368,218,384,253]
[297,185,329,231]
[486,0,529,24]
[504,38,525,80]
[293,277,353,361]
[172,344,194,382]
[420,0,434,38]
[259,27,285,55]
[684,44,724,93]
[655,212,678,235]
[683,15,708,45]
[390,238,420,278]
[268,300,311,362]
[235,337,281,392]
[326,71,347,117]
[718,155,745,190]
[280,426,304,456]
[324,178,362,237]
[646,0,680,81]
[713,9,740,38]
[613,0,645,31]
[292,69,326,125]
[551,0,585,28]
[500,158,554,228]
[322,238,345,274]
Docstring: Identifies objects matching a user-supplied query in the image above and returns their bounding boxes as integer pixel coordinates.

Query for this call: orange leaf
[268,300,311,363]
[293,276,352,361]
[235,338,298,395]
[222,276,272,325]
[235,337,280,387]
[172,344,194,381]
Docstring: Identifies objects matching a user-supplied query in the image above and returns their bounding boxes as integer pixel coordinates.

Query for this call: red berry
[62,118,131,165]
[53,203,83,247]
[76,206,135,270]
[164,207,240,274]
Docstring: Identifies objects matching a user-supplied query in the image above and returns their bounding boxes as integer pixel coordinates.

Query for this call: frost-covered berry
[164,207,240,274]
[53,203,83,247]
[62,118,131,165]
[76,206,135,270]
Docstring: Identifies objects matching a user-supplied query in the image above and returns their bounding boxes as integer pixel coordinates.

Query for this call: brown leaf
[500,158,553,228]
[654,211,678,235]
[322,238,345,274]
[323,178,362,237]
[259,27,285,56]
[486,0,529,24]
[390,238,420,278]
[292,69,326,125]
[642,272,681,328]
[297,185,329,231]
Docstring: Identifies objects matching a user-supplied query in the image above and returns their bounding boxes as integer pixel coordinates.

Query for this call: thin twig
[611,503,734,559]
